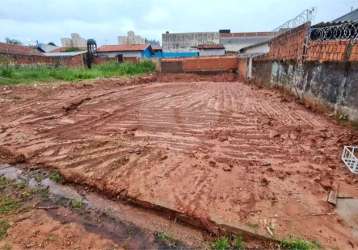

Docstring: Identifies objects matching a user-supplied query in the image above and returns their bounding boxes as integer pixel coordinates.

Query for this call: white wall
[97,51,142,58]
[199,49,225,57]
[243,43,270,54]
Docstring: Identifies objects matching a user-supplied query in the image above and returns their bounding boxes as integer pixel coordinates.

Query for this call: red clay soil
[1,77,358,249]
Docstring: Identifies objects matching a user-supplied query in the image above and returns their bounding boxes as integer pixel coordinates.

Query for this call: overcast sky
[0,0,357,46]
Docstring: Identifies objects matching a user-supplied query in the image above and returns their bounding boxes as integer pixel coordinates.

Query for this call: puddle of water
[0,164,204,248]
[337,198,358,238]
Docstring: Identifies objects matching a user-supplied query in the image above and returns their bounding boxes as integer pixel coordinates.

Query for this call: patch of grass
[1,243,12,250]
[280,237,320,250]
[233,235,245,250]
[154,232,177,247]
[13,181,26,190]
[69,199,84,210]
[32,187,49,199]
[212,236,230,250]
[0,197,20,214]
[0,220,10,240]
[49,171,63,184]
[46,233,57,242]
[0,61,155,85]
[0,177,10,190]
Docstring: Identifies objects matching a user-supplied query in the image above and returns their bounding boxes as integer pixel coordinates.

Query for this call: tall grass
[0,61,155,85]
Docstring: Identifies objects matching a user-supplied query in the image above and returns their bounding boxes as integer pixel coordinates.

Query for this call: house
[0,42,42,56]
[161,30,275,53]
[36,43,59,53]
[239,39,271,55]
[219,31,275,52]
[96,44,154,60]
[238,39,272,80]
[196,44,225,57]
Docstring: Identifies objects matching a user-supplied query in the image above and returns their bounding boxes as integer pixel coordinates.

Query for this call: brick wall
[307,40,348,62]
[267,23,309,61]
[0,53,85,67]
[238,58,248,80]
[160,56,238,73]
[350,41,358,61]
[306,40,358,62]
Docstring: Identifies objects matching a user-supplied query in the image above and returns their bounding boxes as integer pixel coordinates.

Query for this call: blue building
[97,44,155,59]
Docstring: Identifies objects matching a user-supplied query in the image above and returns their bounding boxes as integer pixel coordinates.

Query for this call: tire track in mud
[1,80,358,248]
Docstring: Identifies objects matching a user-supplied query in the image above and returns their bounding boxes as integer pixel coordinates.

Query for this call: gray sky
[0,0,357,46]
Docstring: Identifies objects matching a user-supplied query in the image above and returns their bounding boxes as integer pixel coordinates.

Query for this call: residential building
[36,43,59,53]
[161,30,275,53]
[118,31,145,45]
[96,44,154,59]
[0,42,41,56]
[61,33,87,48]
[162,32,220,51]
[220,31,275,52]
[196,44,225,57]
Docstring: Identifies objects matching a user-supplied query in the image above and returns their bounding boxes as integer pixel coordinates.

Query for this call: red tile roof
[197,44,225,49]
[97,44,150,52]
[0,42,42,56]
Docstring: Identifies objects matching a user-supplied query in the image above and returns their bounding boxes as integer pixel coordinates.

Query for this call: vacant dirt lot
[1,77,358,249]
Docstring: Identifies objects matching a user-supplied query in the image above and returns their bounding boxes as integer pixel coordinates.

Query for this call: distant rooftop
[0,42,42,56]
[97,44,150,53]
[333,8,358,23]
[196,44,225,50]
[43,51,87,57]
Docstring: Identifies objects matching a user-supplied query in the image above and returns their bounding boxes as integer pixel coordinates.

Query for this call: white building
[60,33,87,48]
[196,44,225,57]
[118,31,145,45]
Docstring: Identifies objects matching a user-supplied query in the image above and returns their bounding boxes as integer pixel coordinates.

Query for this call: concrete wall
[220,32,275,52]
[241,43,270,55]
[250,59,358,122]
[162,32,220,51]
[199,49,225,57]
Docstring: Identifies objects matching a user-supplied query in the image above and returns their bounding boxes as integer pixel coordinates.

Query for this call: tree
[145,39,160,46]
[5,37,22,45]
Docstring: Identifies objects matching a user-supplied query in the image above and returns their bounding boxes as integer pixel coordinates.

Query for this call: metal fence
[309,22,358,41]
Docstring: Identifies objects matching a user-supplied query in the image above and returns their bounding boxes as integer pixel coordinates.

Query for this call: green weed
[0,220,10,240]
[280,237,320,250]
[0,197,19,214]
[154,231,176,247]
[212,236,230,250]
[70,199,84,209]
[49,171,63,184]
[0,61,155,85]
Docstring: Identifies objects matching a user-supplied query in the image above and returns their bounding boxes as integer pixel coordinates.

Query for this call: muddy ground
[0,171,193,250]
[0,75,358,249]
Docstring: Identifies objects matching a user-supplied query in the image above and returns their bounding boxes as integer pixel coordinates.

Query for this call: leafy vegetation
[233,235,245,250]
[211,235,246,250]
[280,237,320,250]
[49,171,63,184]
[0,197,19,214]
[0,220,10,240]
[0,61,155,85]
[69,199,84,209]
[5,37,22,45]
[154,232,177,247]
